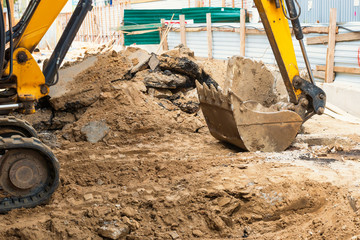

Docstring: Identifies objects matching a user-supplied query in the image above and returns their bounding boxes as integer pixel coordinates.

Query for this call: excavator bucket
[196,81,303,152]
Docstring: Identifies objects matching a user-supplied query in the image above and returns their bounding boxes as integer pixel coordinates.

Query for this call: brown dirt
[2,49,360,240]
[224,56,278,107]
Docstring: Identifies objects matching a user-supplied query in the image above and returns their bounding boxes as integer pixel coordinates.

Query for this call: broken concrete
[148,88,173,99]
[144,72,189,89]
[148,54,160,71]
[81,121,110,143]
[98,225,129,240]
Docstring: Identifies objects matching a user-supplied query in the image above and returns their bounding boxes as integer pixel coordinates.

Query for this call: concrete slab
[49,56,98,99]
[320,82,360,119]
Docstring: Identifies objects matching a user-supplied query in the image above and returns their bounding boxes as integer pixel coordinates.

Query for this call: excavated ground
[1,46,360,240]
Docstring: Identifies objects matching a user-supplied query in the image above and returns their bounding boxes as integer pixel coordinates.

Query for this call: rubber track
[0,136,59,213]
[0,116,38,138]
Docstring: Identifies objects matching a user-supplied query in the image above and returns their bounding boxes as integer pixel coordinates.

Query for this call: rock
[132,81,147,93]
[98,225,130,240]
[100,92,114,100]
[97,179,104,185]
[51,112,76,130]
[204,214,226,231]
[121,207,137,218]
[169,231,180,240]
[122,216,140,231]
[83,193,93,201]
[81,121,110,143]
[148,88,173,99]
[148,54,160,70]
[192,229,204,237]
[123,47,151,75]
[218,197,232,207]
[161,44,195,59]
[111,50,118,57]
[172,98,199,114]
[144,72,189,89]
[38,132,59,148]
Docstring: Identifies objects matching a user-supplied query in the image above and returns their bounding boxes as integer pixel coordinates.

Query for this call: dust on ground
[3,45,360,240]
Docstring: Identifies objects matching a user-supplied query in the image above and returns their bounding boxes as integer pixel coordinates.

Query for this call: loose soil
[1,47,360,240]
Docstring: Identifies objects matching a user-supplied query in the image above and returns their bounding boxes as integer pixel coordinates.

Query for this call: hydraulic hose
[0,5,5,77]
[1,0,13,81]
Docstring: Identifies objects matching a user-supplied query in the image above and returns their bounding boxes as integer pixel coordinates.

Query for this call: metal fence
[57,2,128,45]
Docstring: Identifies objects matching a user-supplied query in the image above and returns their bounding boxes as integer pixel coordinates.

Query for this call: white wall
[131,0,189,9]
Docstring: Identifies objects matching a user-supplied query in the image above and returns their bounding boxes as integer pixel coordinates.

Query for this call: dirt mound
[3,46,360,240]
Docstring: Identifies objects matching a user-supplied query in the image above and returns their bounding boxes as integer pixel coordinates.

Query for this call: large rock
[161,44,195,60]
[80,121,110,143]
[148,88,173,99]
[98,225,129,240]
[122,47,151,75]
[144,72,189,89]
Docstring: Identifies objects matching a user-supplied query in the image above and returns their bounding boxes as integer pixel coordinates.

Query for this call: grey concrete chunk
[144,72,188,89]
[98,225,129,240]
[81,121,110,143]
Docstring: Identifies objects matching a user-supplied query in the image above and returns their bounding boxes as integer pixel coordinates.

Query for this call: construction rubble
[1,45,360,240]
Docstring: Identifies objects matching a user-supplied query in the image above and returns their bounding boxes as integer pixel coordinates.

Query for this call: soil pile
[3,46,360,240]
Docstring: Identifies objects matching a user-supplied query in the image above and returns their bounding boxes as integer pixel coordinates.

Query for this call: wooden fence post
[160,19,169,51]
[232,0,235,8]
[222,0,226,7]
[8,0,15,25]
[325,8,337,83]
[180,15,187,46]
[240,9,246,56]
[206,13,213,59]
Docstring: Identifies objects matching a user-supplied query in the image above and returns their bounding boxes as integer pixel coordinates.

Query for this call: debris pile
[17,45,220,145]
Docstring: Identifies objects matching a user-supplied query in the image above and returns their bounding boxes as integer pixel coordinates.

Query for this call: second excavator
[196,0,326,152]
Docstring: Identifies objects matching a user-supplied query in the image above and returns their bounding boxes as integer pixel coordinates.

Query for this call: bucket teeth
[210,85,221,106]
[196,81,232,110]
[202,83,212,103]
[195,81,204,101]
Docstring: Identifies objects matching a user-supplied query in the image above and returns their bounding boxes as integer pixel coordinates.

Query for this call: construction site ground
[1,45,360,240]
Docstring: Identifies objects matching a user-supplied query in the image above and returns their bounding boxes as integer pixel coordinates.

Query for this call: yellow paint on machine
[16,0,68,52]
[4,48,48,110]
[254,0,302,101]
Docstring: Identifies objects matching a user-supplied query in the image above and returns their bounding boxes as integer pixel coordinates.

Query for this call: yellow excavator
[0,0,326,212]
[0,0,92,212]
[197,0,326,152]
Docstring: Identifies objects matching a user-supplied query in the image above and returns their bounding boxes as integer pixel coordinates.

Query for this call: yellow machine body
[16,0,68,52]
